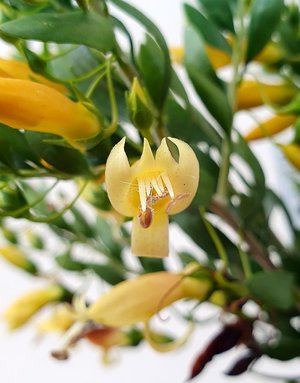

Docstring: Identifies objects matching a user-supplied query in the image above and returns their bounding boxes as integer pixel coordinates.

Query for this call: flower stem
[216,0,248,205]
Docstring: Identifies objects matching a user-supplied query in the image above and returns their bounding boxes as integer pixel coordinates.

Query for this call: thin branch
[210,199,276,271]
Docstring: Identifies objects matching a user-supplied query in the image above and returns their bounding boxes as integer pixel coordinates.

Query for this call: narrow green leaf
[0,11,116,52]
[165,96,222,147]
[87,263,125,285]
[138,257,165,273]
[264,337,300,361]
[0,124,40,170]
[185,4,232,53]
[25,131,91,176]
[198,0,235,33]
[138,35,168,110]
[184,25,232,133]
[246,0,285,63]
[248,270,295,310]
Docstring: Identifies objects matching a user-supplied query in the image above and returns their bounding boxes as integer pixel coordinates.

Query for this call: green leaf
[165,96,222,147]
[110,0,171,110]
[87,263,125,285]
[94,216,122,260]
[0,11,116,52]
[192,147,219,208]
[184,25,232,133]
[184,4,232,53]
[138,257,165,273]
[264,337,300,361]
[198,0,235,33]
[25,131,91,176]
[137,35,168,110]
[246,0,285,63]
[0,124,40,170]
[56,253,85,272]
[233,134,265,191]
[248,270,295,310]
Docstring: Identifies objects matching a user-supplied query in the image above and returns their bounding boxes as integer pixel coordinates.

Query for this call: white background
[0,0,300,382]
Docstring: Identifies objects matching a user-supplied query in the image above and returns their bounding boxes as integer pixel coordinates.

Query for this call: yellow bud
[0,246,36,273]
[170,46,231,69]
[0,58,67,94]
[126,77,154,132]
[280,144,300,170]
[236,81,297,110]
[245,114,297,141]
[205,45,231,69]
[4,285,65,330]
[0,78,101,147]
[254,42,284,65]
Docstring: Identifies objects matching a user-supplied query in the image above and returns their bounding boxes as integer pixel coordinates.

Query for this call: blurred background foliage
[0,0,300,380]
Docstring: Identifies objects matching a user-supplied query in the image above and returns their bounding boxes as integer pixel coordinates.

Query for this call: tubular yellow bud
[280,144,300,170]
[4,285,65,330]
[254,42,284,64]
[0,58,67,94]
[0,78,101,147]
[236,81,297,110]
[245,114,297,141]
[86,271,211,327]
[170,46,231,69]
[0,246,36,273]
[205,45,231,69]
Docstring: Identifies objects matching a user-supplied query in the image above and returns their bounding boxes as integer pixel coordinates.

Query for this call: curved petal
[131,138,157,177]
[131,209,169,258]
[87,272,184,326]
[156,138,200,214]
[105,138,137,217]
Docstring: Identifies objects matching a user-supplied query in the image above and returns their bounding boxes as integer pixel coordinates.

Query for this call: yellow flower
[38,304,75,333]
[236,81,296,110]
[0,245,36,273]
[244,114,297,141]
[4,285,65,330]
[87,271,211,327]
[105,137,200,258]
[280,144,300,171]
[0,78,101,147]
[0,58,67,94]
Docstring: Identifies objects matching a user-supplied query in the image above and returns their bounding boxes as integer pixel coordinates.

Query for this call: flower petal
[131,138,156,176]
[87,272,184,326]
[131,209,169,258]
[156,138,200,214]
[105,137,137,217]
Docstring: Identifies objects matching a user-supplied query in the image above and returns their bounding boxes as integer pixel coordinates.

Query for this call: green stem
[216,0,247,205]
[238,243,252,280]
[27,180,88,223]
[216,137,231,205]
[199,208,229,268]
[102,56,119,139]
[0,180,59,218]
